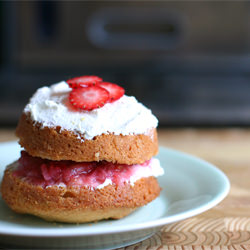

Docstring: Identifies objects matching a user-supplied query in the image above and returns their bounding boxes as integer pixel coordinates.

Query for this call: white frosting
[95,158,164,189]
[24,81,158,140]
[96,178,113,189]
[128,158,164,186]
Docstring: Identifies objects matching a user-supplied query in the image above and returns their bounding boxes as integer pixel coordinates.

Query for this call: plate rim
[0,141,230,237]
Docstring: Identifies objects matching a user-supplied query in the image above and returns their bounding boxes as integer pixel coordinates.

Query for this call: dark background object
[0,1,250,127]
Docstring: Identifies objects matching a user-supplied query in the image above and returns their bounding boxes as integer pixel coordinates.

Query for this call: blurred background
[0,1,250,127]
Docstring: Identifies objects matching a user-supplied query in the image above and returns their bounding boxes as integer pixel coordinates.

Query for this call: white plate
[0,141,230,249]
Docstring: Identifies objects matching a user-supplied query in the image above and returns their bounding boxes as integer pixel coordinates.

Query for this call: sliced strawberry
[67,75,103,88]
[69,85,109,110]
[98,82,125,102]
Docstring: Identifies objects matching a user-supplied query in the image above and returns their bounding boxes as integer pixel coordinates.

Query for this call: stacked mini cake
[1,76,164,223]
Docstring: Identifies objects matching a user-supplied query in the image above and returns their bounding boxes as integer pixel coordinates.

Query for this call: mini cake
[1,75,164,223]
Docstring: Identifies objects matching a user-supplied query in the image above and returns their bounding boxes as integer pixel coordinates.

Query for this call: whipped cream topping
[24,81,158,140]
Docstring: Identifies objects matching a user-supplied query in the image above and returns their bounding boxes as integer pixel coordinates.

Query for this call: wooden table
[1,129,250,249]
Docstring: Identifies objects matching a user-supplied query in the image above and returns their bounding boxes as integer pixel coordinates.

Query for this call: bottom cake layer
[0,152,163,223]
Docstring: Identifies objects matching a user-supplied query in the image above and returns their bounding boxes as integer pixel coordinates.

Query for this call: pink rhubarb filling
[13,151,154,188]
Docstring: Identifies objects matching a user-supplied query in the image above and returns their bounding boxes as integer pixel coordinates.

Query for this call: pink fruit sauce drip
[13,151,151,188]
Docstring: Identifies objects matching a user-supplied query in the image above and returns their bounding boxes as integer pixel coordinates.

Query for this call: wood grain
[0,129,16,142]
[1,129,250,250]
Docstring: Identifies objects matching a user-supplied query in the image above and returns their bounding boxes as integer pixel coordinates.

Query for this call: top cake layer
[16,80,159,163]
[24,81,158,140]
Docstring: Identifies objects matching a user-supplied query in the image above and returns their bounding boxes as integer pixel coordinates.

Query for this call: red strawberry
[98,82,125,102]
[69,85,109,110]
[67,75,103,88]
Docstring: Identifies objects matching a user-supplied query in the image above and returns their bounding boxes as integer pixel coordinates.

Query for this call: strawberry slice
[98,82,125,102]
[67,75,103,88]
[69,85,109,110]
